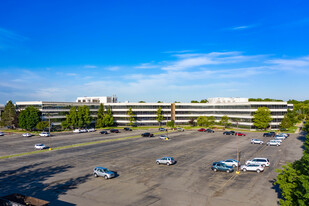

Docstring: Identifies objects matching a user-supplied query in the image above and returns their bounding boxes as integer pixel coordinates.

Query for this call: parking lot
[0,129,304,206]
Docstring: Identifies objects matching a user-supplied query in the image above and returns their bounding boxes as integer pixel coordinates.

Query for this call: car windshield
[103,169,110,173]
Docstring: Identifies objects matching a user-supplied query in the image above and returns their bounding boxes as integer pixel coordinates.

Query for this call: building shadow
[0,163,91,206]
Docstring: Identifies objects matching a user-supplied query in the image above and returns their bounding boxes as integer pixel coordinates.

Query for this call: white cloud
[135,63,158,69]
[84,65,97,69]
[106,66,120,71]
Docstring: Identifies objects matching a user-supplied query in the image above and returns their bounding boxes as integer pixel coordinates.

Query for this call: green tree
[0,100,16,128]
[166,120,175,128]
[127,107,135,126]
[139,101,146,103]
[188,118,195,126]
[96,103,105,128]
[77,105,92,128]
[279,114,293,130]
[18,106,41,131]
[36,121,49,131]
[103,105,114,127]
[61,120,70,130]
[200,99,208,103]
[208,116,216,127]
[197,116,207,126]
[63,107,78,129]
[156,107,164,127]
[253,107,272,130]
[286,109,298,124]
[219,115,230,128]
[157,101,163,103]
[191,100,199,103]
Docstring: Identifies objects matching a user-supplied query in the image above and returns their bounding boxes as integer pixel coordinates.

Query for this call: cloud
[106,66,121,71]
[230,24,257,30]
[135,63,158,69]
[83,65,97,69]
[0,27,28,50]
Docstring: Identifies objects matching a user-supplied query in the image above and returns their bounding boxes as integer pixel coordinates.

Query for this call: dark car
[223,131,233,135]
[100,130,108,134]
[263,132,275,137]
[124,127,132,131]
[198,128,206,132]
[110,129,120,133]
[205,129,214,133]
[141,132,154,137]
[211,162,234,173]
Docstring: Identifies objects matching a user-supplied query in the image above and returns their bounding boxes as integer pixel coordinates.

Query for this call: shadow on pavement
[0,163,91,206]
[269,178,282,205]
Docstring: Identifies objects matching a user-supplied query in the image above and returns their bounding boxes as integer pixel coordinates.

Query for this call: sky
[1,0,309,104]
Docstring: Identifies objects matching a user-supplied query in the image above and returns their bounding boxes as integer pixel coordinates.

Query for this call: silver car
[267,140,280,146]
[246,158,270,167]
[0,132,4,136]
[241,164,264,173]
[220,159,239,167]
[251,139,264,144]
[93,167,116,179]
[22,133,32,137]
[156,157,176,166]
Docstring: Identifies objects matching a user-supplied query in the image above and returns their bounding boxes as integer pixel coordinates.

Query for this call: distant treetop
[249,98,283,102]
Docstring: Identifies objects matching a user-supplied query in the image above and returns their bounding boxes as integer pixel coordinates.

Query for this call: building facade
[15,98,292,130]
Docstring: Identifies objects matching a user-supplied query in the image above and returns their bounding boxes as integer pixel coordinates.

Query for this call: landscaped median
[0,131,172,160]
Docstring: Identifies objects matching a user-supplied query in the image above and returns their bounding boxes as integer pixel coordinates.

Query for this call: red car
[198,128,206,132]
[235,132,246,136]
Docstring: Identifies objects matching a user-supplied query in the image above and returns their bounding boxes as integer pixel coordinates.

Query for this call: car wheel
[94,173,98,177]
[277,144,279,146]
[260,142,263,144]
[262,164,266,167]
[156,161,160,165]
[232,164,236,168]
[104,175,108,180]
[226,170,230,173]
[243,168,246,172]
[213,168,217,172]
[167,162,170,166]
[257,169,260,173]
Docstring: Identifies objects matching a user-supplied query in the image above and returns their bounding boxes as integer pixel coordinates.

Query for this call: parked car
[22,133,32,137]
[241,164,264,173]
[177,128,185,132]
[110,129,120,133]
[251,139,264,144]
[156,157,176,165]
[100,130,108,134]
[223,131,233,135]
[93,167,116,179]
[235,132,246,136]
[73,129,81,133]
[273,138,283,143]
[267,140,281,146]
[34,143,47,150]
[88,128,95,132]
[159,128,166,131]
[246,158,270,167]
[80,129,88,133]
[211,162,234,173]
[198,128,206,132]
[39,132,50,137]
[0,132,4,136]
[263,132,276,137]
[124,127,132,131]
[141,132,154,137]
[280,133,290,137]
[220,159,239,167]
[159,135,169,140]
[205,129,214,133]
[275,135,286,140]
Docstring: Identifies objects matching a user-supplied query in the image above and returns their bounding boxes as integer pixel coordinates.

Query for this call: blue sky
[0,0,309,104]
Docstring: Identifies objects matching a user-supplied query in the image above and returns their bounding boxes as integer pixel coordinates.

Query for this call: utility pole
[235,118,240,174]
[48,114,52,150]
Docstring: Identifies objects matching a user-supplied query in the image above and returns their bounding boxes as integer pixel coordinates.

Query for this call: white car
[0,132,4,136]
[177,128,184,132]
[274,138,283,143]
[267,140,280,146]
[73,129,81,133]
[246,158,270,167]
[80,129,88,133]
[35,143,46,150]
[39,132,50,137]
[220,159,239,167]
[275,135,286,140]
[159,135,169,140]
[22,133,32,137]
[241,164,264,173]
[251,139,264,144]
[88,128,96,132]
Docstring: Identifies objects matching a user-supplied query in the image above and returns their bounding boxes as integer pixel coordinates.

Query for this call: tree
[157,101,163,103]
[63,107,78,129]
[191,100,199,103]
[286,109,298,124]
[139,101,146,103]
[188,118,195,126]
[197,116,207,126]
[36,121,49,131]
[103,105,114,127]
[208,116,216,127]
[96,103,105,128]
[127,107,135,126]
[77,105,92,128]
[279,114,293,130]
[156,107,164,126]
[18,106,41,131]
[253,107,272,130]
[200,99,208,103]
[219,115,230,129]
[166,120,175,128]
[0,100,16,128]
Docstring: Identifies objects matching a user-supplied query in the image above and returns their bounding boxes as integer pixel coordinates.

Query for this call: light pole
[48,114,52,150]
[235,119,240,174]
